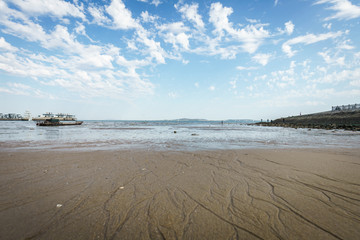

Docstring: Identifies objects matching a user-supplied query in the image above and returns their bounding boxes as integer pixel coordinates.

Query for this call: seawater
[0,120,359,151]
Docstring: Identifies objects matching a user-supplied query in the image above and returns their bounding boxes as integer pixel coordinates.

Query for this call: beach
[1,148,359,240]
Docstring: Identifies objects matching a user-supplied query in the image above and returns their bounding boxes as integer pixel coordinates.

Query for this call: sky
[0,0,359,120]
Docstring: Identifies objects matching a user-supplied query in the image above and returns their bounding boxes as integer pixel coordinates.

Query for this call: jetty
[257,104,360,131]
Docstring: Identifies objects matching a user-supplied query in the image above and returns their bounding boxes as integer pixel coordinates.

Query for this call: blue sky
[0,0,359,120]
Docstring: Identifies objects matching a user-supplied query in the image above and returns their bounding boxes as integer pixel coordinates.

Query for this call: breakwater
[258,109,360,131]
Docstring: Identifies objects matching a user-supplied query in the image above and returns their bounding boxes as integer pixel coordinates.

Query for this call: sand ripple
[0,149,359,239]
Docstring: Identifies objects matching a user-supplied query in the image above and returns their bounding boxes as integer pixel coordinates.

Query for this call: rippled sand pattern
[0,149,359,239]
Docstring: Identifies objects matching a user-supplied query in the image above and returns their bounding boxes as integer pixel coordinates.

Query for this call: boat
[35,113,82,126]
[32,112,77,122]
[36,118,83,126]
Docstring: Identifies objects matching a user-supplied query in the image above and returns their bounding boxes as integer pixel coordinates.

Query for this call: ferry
[36,118,83,126]
[32,112,77,122]
[34,112,83,126]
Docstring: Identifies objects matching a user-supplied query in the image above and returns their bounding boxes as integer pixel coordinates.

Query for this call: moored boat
[36,118,83,126]
[32,112,77,122]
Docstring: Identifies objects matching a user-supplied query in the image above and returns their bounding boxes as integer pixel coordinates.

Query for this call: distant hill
[172,118,208,122]
[224,119,258,124]
[171,118,258,123]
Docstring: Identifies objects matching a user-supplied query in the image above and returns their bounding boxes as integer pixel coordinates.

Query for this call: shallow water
[0,120,359,151]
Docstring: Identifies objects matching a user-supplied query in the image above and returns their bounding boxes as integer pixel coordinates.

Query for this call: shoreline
[1,148,359,239]
[258,109,360,131]
[256,122,360,131]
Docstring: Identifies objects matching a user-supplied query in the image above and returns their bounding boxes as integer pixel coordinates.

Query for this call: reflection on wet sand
[0,149,359,239]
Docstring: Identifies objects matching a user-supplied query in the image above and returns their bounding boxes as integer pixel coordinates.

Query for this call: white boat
[32,112,77,121]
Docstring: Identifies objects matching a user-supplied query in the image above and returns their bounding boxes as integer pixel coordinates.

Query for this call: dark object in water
[36,118,83,126]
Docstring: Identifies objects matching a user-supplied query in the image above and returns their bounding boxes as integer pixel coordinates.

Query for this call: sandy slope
[0,149,359,239]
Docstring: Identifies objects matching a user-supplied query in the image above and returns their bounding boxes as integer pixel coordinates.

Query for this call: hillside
[257,109,360,131]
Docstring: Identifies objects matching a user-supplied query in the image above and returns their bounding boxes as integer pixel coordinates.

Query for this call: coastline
[257,109,360,131]
[1,148,359,239]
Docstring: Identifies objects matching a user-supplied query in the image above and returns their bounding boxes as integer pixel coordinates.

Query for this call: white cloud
[247,85,254,92]
[190,36,240,59]
[282,31,343,57]
[141,11,158,23]
[267,61,296,88]
[182,59,189,64]
[88,5,110,25]
[284,21,294,35]
[90,1,167,65]
[106,0,140,30]
[209,2,269,54]
[229,80,237,89]
[313,68,360,84]
[0,37,18,51]
[136,28,167,64]
[158,21,189,34]
[290,60,296,69]
[323,23,332,29]
[177,3,204,30]
[158,22,191,50]
[74,22,86,36]
[127,40,138,50]
[151,0,162,7]
[0,1,97,56]
[315,0,360,20]
[0,52,64,78]
[0,1,156,99]
[274,0,279,6]
[175,33,190,50]
[337,39,354,50]
[1,0,358,110]
[246,18,258,24]
[236,66,257,71]
[88,1,167,65]
[168,92,178,98]
[8,0,85,20]
[252,53,271,66]
[0,82,56,99]
[209,2,233,38]
[350,79,360,87]
[0,14,48,44]
[318,51,345,65]
[235,25,270,54]
[137,0,161,6]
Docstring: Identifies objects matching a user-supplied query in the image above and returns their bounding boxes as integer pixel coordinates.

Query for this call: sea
[0,120,359,151]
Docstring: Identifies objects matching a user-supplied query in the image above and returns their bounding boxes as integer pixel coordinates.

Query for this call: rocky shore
[257,109,360,131]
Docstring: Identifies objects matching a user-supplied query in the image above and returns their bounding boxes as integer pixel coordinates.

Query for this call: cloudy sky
[0,0,359,120]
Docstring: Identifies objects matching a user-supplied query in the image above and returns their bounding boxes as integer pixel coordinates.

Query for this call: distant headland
[257,104,360,131]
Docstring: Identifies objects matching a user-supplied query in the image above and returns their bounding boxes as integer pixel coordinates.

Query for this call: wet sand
[0,148,359,240]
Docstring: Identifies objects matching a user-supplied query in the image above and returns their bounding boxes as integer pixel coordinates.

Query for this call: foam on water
[0,120,359,151]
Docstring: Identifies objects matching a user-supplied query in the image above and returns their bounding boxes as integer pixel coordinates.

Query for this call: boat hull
[32,117,76,122]
[36,121,83,126]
